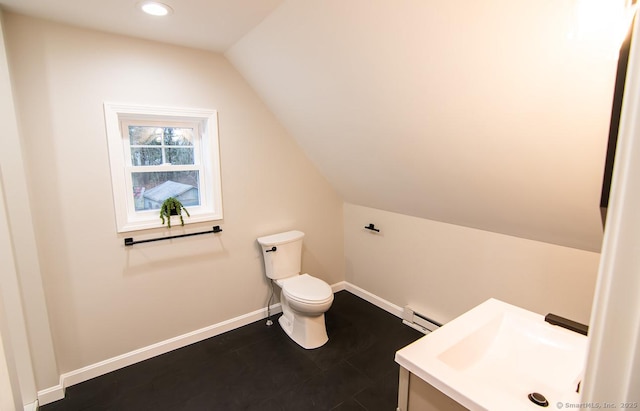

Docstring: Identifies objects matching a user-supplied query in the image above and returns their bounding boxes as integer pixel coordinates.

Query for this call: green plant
[159,197,190,228]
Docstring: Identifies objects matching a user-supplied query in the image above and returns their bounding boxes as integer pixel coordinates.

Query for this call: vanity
[395,299,587,411]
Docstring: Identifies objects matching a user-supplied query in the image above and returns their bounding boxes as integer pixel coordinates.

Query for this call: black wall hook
[364,223,380,232]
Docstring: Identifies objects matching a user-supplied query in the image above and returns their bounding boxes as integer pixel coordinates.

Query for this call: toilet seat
[279,274,333,304]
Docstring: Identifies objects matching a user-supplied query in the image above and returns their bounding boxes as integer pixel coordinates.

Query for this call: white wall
[583,10,640,402]
[345,203,600,324]
[3,13,344,379]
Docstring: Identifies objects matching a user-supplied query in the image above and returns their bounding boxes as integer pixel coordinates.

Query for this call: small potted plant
[159,197,190,228]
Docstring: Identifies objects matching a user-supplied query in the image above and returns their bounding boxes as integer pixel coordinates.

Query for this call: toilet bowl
[276,274,334,349]
[257,231,334,349]
[279,274,334,314]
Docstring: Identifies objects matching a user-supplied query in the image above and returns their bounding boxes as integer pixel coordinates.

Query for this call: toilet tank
[257,230,304,280]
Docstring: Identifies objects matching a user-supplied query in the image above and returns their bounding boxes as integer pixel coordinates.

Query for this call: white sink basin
[395,299,587,410]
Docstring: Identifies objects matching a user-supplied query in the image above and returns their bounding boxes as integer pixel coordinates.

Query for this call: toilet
[257,230,334,349]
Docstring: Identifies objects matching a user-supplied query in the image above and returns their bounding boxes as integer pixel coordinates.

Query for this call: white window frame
[104,103,223,232]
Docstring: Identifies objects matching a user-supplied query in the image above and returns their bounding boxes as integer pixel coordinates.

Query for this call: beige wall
[0,9,57,396]
[345,203,600,325]
[3,13,344,378]
[0,176,26,411]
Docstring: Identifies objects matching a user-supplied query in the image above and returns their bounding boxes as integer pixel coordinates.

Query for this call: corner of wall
[0,9,59,396]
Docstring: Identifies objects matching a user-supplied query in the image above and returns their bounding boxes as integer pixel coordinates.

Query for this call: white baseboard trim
[23,400,38,411]
[331,280,347,293]
[37,303,283,405]
[343,282,404,318]
[37,282,401,406]
[37,383,64,405]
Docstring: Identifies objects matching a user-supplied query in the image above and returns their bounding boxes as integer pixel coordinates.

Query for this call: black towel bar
[124,226,222,246]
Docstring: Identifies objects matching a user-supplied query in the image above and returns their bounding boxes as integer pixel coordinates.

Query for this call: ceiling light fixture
[139,1,172,16]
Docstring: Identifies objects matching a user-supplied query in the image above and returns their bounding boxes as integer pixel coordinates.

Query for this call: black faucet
[544,313,589,336]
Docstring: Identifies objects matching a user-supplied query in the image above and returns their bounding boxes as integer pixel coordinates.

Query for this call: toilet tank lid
[257,230,304,246]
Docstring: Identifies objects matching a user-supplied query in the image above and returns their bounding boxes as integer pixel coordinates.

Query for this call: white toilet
[257,230,334,349]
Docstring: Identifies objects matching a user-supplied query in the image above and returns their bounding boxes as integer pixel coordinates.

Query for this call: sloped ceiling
[0,0,622,251]
[226,0,622,252]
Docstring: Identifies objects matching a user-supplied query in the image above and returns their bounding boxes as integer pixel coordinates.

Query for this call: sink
[395,299,587,410]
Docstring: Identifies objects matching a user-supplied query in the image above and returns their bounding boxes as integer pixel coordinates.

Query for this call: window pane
[129,126,162,146]
[165,148,194,165]
[132,171,200,211]
[164,128,194,146]
[130,147,163,166]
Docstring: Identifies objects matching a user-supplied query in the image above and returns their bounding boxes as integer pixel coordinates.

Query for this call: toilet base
[278,302,329,349]
[278,293,329,350]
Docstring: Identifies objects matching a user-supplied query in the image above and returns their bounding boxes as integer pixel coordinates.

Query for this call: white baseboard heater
[402,306,442,334]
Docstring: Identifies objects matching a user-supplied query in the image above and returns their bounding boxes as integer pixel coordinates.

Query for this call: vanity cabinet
[397,367,468,411]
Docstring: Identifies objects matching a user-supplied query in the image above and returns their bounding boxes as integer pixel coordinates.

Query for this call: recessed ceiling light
[139,1,172,16]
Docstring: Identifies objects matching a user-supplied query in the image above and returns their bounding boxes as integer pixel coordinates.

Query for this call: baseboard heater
[402,306,442,334]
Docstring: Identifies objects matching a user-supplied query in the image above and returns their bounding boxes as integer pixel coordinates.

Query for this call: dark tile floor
[41,291,424,410]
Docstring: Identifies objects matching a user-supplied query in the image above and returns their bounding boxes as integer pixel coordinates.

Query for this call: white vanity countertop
[395,298,587,411]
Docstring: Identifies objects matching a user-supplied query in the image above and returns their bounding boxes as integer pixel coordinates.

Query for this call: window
[104,103,222,232]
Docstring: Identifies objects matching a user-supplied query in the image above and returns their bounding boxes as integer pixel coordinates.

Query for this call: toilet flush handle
[265,246,277,253]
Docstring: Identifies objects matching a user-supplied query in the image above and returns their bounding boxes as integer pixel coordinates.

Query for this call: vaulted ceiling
[226,1,622,252]
[0,0,626,251]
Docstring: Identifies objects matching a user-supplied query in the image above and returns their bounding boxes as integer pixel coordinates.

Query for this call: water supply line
[266,279,276,326]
